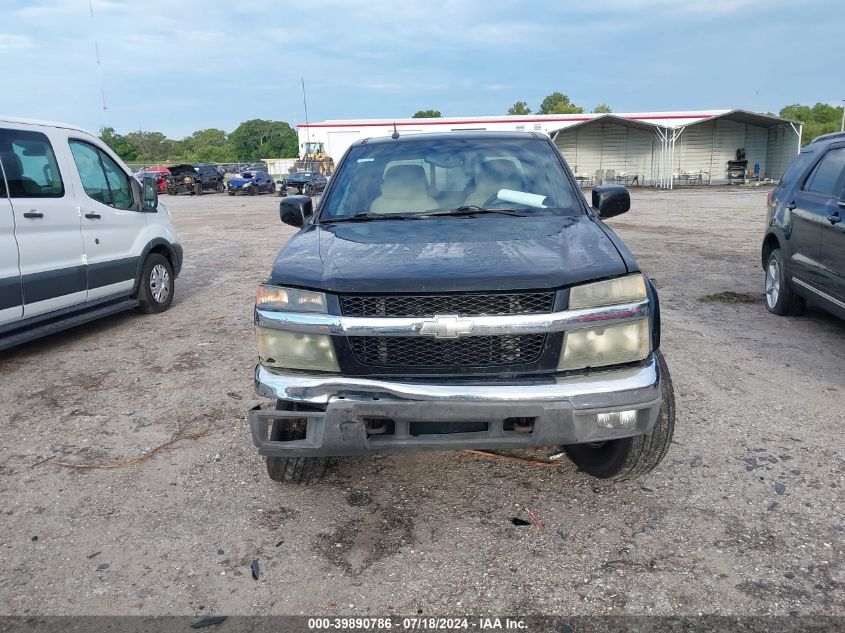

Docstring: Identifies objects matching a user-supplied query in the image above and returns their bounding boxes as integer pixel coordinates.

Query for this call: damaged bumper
[249,356,663,457]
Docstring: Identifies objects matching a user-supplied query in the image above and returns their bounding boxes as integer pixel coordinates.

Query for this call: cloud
[0,33,34,49]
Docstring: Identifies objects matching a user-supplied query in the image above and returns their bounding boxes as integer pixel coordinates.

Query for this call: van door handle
[785,201,797,210]
[84,212,102,219]
[23,210,43,218]
[828,212,842,225]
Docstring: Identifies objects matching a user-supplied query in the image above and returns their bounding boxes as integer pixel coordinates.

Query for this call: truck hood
[269,214,630,293]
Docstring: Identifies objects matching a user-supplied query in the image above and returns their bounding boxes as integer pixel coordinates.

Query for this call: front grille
[340,292,555,318]
[349,334,546,368]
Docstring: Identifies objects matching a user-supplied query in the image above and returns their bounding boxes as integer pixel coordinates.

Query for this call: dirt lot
[0,188,843,617]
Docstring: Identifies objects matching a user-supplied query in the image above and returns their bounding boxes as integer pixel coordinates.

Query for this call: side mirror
[592,185,630,219]
[142,175,158,211]
[280,195,313,227]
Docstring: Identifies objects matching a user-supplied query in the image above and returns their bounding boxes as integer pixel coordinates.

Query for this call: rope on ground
[51,424,211,470]
[462,449,565,468]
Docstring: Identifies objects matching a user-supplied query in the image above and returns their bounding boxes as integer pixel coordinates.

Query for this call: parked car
[134,168,169,193]
[227,171,275,195]
[166,163,223,195]
[0,116,182,350]
[762,131,845,321]
[278,170,328,196]
[248,131,675,484]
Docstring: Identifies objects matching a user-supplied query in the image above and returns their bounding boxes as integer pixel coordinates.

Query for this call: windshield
[320,136,581,220]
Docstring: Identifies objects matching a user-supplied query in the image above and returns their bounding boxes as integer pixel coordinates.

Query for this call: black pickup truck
[249,131,675,484]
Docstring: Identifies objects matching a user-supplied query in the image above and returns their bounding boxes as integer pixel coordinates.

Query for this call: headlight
[568,273,647,310]
[256,327,339,372]
[183,176,192,184]
[558,319,650,371]
[256,285,327,313]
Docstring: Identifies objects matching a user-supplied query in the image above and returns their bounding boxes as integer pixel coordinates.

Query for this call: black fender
[646,275,661,352]
[134,238,184,293]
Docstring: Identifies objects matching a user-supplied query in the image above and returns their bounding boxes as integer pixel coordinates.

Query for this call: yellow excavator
[293,141,334,175]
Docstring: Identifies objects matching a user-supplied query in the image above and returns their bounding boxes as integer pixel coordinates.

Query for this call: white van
[0,117,182,350]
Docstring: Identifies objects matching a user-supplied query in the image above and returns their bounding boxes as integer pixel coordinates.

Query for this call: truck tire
[561,351,675,480]
[137,253,174,314]
[266,402,329,484]
[764,248,805,316]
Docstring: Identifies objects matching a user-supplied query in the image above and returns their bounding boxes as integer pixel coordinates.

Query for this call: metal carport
[550,110,801,189]
[551,115,661,186]
[664,109,802,186]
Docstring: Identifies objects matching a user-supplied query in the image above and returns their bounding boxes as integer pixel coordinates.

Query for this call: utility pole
[841,100,844,132]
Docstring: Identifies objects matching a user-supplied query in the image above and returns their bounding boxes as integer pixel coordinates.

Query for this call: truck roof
[353,130,542,147]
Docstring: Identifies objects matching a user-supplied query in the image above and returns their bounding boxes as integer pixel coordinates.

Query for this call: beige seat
[370,164,438,214]
[464,159,523,207]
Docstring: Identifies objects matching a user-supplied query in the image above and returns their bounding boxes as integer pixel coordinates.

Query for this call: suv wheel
[764,248,805,316]
[137,253,174,314]
[561,351,675,480]
[194,182,203,196]
[216,181,224,193]
[266,402,330,484]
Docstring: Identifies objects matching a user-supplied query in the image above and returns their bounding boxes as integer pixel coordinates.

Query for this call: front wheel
[216,181,224,193]
[137,253,174,314]
[194,183,203,196]
[266,402,329,484]
[764,248,805,316]
[561,351,675,480]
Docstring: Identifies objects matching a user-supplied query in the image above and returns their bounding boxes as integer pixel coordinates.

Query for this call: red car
[134,166,170,194]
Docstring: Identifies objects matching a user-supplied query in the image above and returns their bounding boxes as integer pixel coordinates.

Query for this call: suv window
[69,140,134,210]
[779,149,815,189]
[803,147,845,197]
[0,128,65,198]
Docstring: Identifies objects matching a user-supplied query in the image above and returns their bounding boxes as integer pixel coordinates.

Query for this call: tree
[412,110,441,118]
[99,126,139,162]
[181,128,230,162]
[593,103,613,113]
[537,92,584,115]
[507,101,532,115]
[780,102,844,145]
[125,130,172,162]
[228,119,298,161]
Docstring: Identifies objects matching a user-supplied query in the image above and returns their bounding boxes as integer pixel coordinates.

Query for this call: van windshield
[320,136,581,220]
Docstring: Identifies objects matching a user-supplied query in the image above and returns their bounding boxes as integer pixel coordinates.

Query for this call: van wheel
[561,351,675,480]
[266,402,329,484]
[137,253,174,314]
[765,248,805,316]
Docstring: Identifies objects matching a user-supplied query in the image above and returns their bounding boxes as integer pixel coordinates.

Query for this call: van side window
[0,128,65,198]
[803,148,845,197]
[69,140,134,210]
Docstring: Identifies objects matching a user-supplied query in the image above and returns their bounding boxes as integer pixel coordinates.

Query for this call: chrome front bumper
[249,356,663,456]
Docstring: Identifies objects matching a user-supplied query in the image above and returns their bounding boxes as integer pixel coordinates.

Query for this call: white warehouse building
[296,110,802,187]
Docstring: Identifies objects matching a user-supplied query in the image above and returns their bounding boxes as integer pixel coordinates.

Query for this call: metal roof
[548,114,662,134]
[680,109,800,129]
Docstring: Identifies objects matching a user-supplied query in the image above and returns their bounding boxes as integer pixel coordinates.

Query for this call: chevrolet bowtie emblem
[419,315,475,339]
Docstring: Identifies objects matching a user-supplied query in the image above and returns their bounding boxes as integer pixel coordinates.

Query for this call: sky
[0,0,842,139]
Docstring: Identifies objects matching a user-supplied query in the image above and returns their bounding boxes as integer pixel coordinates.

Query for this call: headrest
[381,164,429,196]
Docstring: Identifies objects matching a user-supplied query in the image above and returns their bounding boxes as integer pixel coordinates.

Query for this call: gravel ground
[0,187,843,617]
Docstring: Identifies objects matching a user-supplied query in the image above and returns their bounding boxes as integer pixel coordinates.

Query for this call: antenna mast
[301,77,311,148]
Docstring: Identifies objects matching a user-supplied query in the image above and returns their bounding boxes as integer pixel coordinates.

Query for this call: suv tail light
[767,191,773,206]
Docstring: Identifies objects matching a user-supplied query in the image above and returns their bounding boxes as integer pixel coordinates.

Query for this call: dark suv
[248,132,675,484]
[165,163,224,195]
[762,132,845,320]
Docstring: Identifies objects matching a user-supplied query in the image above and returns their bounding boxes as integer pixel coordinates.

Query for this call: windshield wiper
[419,206,529,218]
[320,212,420,223]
